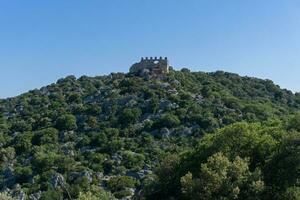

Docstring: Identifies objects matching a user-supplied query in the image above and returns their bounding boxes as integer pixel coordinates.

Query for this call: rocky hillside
[1,69,300,199]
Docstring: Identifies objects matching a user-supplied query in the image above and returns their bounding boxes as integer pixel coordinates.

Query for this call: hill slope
[1,69,300,199]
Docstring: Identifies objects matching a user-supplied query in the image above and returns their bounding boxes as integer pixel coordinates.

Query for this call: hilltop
[1,68,300,199]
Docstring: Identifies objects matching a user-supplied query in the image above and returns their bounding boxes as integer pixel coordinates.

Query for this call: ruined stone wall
[130,57,169,75]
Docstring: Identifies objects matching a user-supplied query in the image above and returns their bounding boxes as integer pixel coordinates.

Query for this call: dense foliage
[142,121,300,199]
[1,69,300,199]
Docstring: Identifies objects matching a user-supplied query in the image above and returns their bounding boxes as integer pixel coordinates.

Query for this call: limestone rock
[50,173,65,189]
[29,191,42,200]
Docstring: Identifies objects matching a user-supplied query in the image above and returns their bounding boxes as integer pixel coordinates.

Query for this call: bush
[32,128,59,145]
[40,189,63,200]
[11,120,32,132]
[119,108,142,125]
[0,193,15,200]
[107,176,136,193]
[55,114,77,131]
[156,114,180,128]
[180,153,264,200]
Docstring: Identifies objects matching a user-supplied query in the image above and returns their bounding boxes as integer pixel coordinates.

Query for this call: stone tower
[130,57,170,76]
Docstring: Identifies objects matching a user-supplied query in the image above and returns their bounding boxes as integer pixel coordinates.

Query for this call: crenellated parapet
[140,57,168,61]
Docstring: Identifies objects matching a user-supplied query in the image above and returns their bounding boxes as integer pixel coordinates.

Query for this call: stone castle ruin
[130,57,170,77]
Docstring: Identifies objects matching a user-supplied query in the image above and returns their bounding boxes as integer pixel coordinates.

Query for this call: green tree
[287,113,300,132]
[33,128,59,145]
[264,133,300,192]
[281,187,300,200]
[180,153,264,200]
[107,176,136,197]
[77,186,115,200]
[55,114,77,131]
[119,108,142,125]
[15,166,33,183]
[144,154,181,199]
[156,113,180,128]
[0,193,15,200]
[41,189,63,200]
[11,120,32,132]
[13,132,33,154]
[197,122,280,167]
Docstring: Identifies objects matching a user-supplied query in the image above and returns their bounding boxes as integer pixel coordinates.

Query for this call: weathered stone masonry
[130,57,170,76]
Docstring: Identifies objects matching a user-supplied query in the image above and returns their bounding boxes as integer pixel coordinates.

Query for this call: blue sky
[0,0,300,98]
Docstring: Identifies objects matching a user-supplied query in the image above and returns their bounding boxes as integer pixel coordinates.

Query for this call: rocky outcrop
[50,173,66,189]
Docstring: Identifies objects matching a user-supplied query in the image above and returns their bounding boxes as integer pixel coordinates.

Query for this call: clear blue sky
[1,0,300,98]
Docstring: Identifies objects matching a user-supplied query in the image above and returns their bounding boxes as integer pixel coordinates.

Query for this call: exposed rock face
[126,169,152,180]
[179,127,193,136]
[69,171,93,183]
[3,184,26,200]
[151,127,171,138]
[50,173,65,189]
[160,128,170,138]
[29,191,42,200]
[130,57,169,77]
[159,100,179,111]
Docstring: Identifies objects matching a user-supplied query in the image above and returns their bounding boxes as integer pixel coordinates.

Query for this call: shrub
[55,114,77,131]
